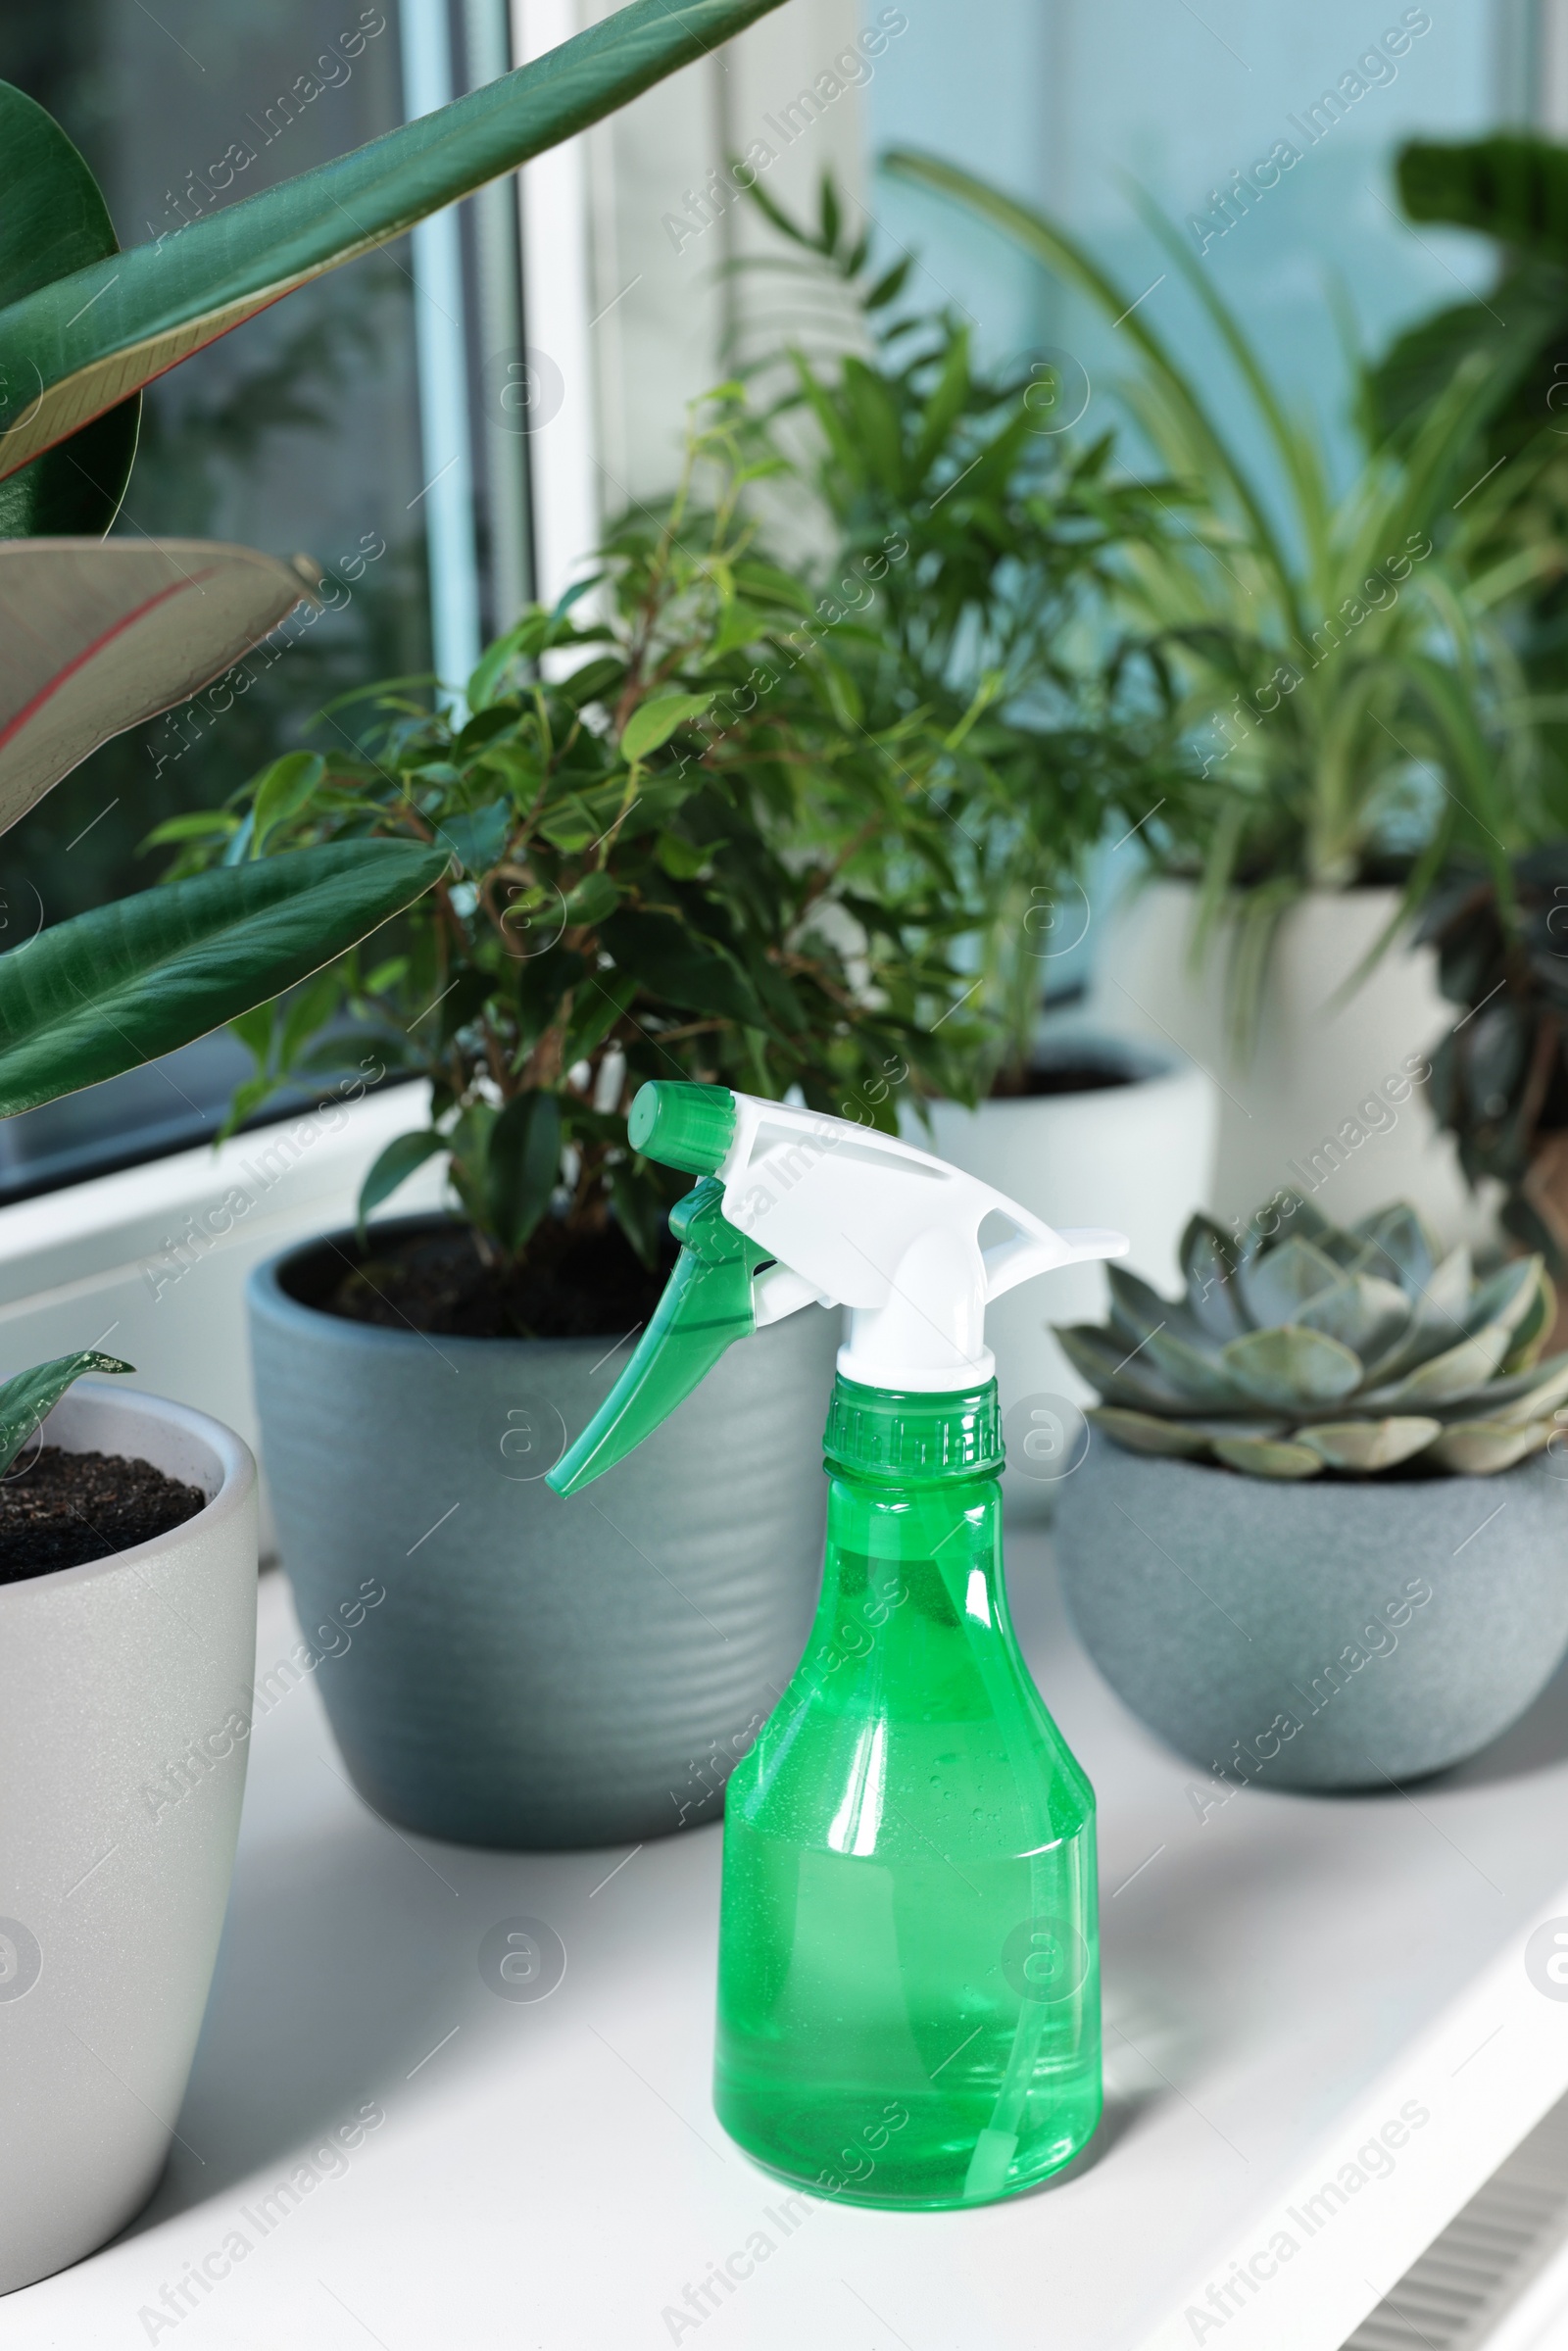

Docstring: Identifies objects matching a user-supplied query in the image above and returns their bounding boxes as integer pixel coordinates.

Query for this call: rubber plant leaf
[0,82,138,538]
[0,539,320,831]
[0,838,447,1116]
[0,0,789,485]
[0,1349,134,1477]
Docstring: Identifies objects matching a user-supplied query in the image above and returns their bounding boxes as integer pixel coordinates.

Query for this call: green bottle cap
[628,1081,737,1176]
[823,1377,1004,1485]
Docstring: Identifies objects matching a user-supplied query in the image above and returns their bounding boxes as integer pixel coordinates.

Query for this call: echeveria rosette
[1055,1194,1568,1480]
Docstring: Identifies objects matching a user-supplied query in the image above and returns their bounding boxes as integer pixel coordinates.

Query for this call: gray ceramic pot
[249,1220,839,1849]
[0,1382,257,2295]
[1054,1442,1568,1789]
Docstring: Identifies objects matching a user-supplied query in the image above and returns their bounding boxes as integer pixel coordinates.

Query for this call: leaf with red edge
[0,537,320,833]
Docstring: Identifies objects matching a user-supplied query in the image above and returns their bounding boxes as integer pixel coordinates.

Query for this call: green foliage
[733,178,1183,1072]
[1371,136,1568,851]
[0,1350,134,1478]
[0,80,137,537]
[886,151,1560,1048]
[172,409,990,1267]
[0,3,797,1436]
[0,840,446,1116]
[1356,138,1568,1260]
[0,2,779,1121]
[1398,136,1568,261]
[1417,851,1568,1271]
[0,0,790,507]
[1060,1194,1568,1479]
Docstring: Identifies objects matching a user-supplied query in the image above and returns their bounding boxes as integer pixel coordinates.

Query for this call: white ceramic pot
[919,1030,1218,1518]
[0,1382,258,2296]
[1087,879,1489,1247]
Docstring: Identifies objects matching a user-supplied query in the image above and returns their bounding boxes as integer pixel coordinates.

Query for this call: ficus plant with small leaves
[159,405,990,1298]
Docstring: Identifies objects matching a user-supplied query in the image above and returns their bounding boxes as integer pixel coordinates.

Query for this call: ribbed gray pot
[249,1220,838,1849]
[1054,1443,1568,1789]
[0,1383,257,2295]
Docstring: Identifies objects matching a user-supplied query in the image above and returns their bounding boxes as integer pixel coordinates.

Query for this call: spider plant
[884,152,1562,1048]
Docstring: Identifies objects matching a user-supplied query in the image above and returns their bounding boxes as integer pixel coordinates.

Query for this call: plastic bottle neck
[822,1376,1003,1487]
[809,1379,1013,1695]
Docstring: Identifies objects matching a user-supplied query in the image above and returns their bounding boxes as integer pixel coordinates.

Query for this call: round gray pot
[248,1220,839,1849]
[0,1383,257,2295]
[1054,1442,1568,1789]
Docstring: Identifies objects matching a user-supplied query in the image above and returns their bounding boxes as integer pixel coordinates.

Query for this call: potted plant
[1050,1191,1568,1788]
[0,1354,258,2298]
[1418,852,1568,1302]
[1371,139,1568,1308]
[0,0,795,2292]
[172,414,985,1850]
[738,187,1218,1466]
[885,153,1558,1244]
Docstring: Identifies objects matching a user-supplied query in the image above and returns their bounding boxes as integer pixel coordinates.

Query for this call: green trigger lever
[546,1179,773,1496]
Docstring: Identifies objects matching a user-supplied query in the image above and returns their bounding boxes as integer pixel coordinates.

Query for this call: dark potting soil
[323,1217,673,1340]
[990,1059,1136,1100]
[0,1447,206,1583]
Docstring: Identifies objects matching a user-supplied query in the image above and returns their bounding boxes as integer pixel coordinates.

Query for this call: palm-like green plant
[1059,1193,1568,1480]
[885,153,1561,1037]
[730,180,1184,1073]
[0,0,789,1126]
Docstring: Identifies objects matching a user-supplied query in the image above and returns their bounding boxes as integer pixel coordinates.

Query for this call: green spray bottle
[548,1081,1127,2209]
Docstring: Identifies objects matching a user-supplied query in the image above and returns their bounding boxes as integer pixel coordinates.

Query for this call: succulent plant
[1055,1195,1568,1480]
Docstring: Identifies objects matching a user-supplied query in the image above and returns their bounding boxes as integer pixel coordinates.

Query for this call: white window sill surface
[8,1541,1568,2349]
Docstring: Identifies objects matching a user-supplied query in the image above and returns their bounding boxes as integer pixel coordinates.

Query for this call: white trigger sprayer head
[548,1083,1129,1496]
[706,1087,1126,1393]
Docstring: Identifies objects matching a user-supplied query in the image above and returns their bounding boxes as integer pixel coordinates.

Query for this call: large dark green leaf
[1398,136,1568,266]
[0,0,788,484]
[0,540,320,830]
[1368,262,1568,447]
[0,81,138,537]
[1373,142,1568,458]
[0,839,446,1115]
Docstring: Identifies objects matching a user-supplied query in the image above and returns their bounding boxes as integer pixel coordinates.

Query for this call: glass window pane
[0,3,443,1196]
[0,1,433,927]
